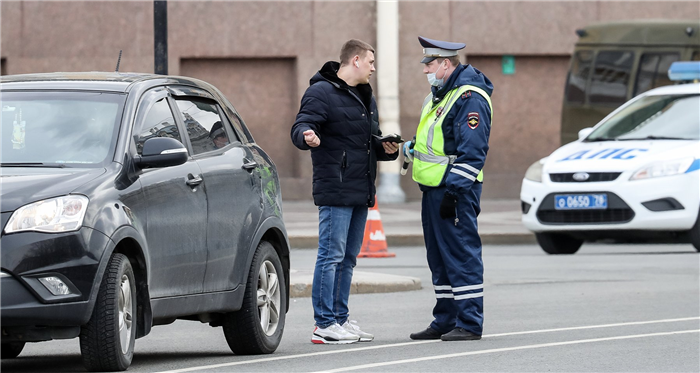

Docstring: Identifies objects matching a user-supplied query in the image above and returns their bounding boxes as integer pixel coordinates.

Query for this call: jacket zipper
[340,150,346,182]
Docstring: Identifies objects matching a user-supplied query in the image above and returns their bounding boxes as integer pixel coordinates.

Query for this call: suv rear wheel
[79,253,137,371]
[223,241,286,354]
[1,342,25,359]
[536,232,583,254]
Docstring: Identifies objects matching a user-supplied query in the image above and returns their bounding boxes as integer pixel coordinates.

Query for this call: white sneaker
[311,323,360,344]
[342,320,374,342]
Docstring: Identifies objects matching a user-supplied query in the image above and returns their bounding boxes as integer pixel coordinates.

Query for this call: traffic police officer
[406,36,494,341]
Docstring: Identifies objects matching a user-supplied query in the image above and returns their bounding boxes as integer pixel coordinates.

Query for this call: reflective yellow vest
[412,85,493,187]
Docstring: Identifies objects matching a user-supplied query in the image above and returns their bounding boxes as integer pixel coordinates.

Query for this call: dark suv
[0,72,290,371]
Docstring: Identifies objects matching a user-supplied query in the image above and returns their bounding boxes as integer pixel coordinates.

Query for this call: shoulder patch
[461,91,472,99]
[467,112,479,129]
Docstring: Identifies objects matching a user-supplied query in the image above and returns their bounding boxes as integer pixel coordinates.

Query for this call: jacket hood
[310,61,373,108]
[433,64,494,99]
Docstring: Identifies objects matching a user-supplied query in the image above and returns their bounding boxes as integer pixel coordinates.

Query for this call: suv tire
[1,342,25,359]
[223,241,286,354]
[536,232,583,255]
[79,253,136,371]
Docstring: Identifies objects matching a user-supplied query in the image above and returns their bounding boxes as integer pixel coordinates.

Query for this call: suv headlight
[4,195,89,234]
[630,157,695,181]
[524,158,547,182]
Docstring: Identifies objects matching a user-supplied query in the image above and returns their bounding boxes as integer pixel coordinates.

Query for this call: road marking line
[311,330,700,373]
[154,317,700,373]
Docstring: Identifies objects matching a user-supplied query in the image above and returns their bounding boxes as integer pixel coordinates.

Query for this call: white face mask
[426,60,446,87]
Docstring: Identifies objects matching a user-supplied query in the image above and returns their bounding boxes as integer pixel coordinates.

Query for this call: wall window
[136,98,181,155]
[634,53,680,96]
[175,99,230,154]
[589,51,634,105]
[565,50,593,104]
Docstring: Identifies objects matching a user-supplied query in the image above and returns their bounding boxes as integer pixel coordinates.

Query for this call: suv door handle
[186,174,203,187]
[242,159,258,172]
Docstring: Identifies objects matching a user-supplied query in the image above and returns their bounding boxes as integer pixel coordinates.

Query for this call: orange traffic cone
[358,198,396,258]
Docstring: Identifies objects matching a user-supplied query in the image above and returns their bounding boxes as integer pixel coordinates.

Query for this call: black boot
[409,327,442,340]
[440,327,481,341]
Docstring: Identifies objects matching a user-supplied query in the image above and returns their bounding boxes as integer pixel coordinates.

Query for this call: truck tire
[223,241,286,354]
[536,232,583,255]
[79,253,136,371]
[1,342,25,359]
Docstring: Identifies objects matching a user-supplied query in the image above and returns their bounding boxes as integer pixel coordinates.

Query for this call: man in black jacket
[291,39,399,344]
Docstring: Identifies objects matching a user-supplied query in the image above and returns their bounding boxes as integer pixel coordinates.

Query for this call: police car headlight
[4,195,89,234]
[630,157,695,181]
[524,158,546,182]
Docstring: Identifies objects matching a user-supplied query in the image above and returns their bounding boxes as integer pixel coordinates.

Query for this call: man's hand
[382,141,399,154]
[303,130,320,147]
[439,191,458,219]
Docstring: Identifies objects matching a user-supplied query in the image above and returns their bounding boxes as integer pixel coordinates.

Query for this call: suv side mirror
[134,137,188,169]
[578,127,594,140]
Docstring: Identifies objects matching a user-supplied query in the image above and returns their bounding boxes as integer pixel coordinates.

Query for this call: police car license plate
[554,194,608,210]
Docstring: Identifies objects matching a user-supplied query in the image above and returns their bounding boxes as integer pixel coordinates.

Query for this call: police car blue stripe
[685,159,700,173]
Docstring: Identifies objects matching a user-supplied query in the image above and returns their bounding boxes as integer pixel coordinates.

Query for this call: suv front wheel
[223,241,286,354]
[79,253,137,371]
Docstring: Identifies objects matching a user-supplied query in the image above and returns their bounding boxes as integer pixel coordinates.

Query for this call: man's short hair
[445,55,461,66]
[339,39,375,66]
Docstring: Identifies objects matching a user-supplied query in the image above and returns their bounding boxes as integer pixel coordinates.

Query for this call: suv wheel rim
[257,260,280,336]
[119,274,133,354]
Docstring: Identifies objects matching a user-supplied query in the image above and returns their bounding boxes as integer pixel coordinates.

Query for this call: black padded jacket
[291,61,398,207]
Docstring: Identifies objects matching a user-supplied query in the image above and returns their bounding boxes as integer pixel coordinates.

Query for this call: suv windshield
[1,91,125,167]
[585,94,700,142]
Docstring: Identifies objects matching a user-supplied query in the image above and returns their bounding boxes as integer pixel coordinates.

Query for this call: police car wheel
[689,209,700,252]
[535,233,583,255]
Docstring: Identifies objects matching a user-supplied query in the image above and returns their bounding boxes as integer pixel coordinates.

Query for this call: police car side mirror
[578,127,594,140]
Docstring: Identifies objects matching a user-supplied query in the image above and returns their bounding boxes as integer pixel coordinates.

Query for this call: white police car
[521,62,700,254]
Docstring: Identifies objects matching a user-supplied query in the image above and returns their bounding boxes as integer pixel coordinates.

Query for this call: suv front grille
[536,192,634,225]
[549,172,621,183]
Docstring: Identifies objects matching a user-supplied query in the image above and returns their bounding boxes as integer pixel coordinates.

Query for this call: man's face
[357,51,376,84]
[213,135,228,148]
[423,58,445,75]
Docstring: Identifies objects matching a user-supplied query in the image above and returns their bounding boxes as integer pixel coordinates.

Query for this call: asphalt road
[3,243,699,372]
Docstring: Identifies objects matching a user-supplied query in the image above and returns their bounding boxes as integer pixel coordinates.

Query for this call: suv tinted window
[175,99,230,154]
[589,51,634,105]
[634,53,681,96]
[136,98,181,155]
[565,50,593,104]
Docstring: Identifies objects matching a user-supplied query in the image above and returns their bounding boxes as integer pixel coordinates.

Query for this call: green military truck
[561,20,700,145]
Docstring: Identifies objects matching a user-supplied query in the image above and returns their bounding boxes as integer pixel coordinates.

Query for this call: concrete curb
[289,269,422,298]
[289,233,536,249]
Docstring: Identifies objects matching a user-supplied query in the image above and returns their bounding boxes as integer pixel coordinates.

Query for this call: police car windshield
[1,91,126,168]
[585,94,700,142]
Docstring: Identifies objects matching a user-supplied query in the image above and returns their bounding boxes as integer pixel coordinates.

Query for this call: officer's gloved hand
[439,191,458,219]
[403,141,414,163]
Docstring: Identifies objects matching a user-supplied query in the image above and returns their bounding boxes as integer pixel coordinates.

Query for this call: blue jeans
[312,205,368,328]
